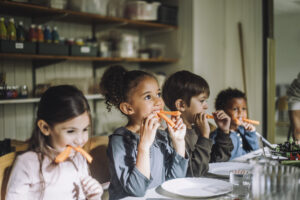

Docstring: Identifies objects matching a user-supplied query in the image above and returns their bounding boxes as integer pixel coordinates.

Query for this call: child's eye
[145,95,151,100]
[199,99,208,104]
[83,128,89,132]
[157,92,161,98]
[67,130,75,134]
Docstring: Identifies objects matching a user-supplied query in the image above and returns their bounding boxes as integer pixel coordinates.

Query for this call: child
[6,85,103,200]
[162,70,233,177]
[210,88,260,160]
[99,65,188,200]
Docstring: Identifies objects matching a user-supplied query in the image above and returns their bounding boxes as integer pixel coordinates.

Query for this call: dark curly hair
[99,65,155,112]
[162,70,210,111]
[215,88,246,110]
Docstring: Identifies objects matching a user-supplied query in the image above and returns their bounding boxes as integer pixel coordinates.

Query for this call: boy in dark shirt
[162,70,233,176]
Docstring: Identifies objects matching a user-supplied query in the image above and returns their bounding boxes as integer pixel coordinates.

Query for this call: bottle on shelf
[37,25,44,43]
[43,26,51,43]
[52,26,59,44]
[7,18,16,41]
[16,21,25,42]
[28,24,37,42]
[0,17,7,40]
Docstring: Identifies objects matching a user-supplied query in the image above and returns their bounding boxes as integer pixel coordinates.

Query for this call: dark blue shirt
[107,127,189,200]
[210,126,259,160]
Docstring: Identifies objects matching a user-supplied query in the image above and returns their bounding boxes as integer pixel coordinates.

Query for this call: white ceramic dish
[208,162,253,177]
[161,177,232,198]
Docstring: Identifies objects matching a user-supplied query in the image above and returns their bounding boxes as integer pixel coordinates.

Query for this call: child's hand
[139,113,161,150]
[193,112,210,138]
[242,121,256,132]
[81,176,103,200]
[167,116,186,157]
[213,110,230,134]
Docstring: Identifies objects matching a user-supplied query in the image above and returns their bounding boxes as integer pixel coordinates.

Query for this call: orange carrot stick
[243,118,260,125]
[160,110,181,116]
[233,118,242,125]
[157,112,176,128]
[206,114,214,119]
[55,146,72,163]
[73,146,93,163]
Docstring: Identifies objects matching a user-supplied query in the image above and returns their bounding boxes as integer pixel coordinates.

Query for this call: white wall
[275,13,300,85]
[192,0,263,133]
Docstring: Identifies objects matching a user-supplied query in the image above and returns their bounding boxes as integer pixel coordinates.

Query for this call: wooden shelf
[0,53,178,63]
[0,1,177,30]
[0,94,104,105]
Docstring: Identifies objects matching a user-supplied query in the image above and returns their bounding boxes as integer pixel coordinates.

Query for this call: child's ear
[37,120,51,136]
[119,102,135,115]
[175,99,187,112]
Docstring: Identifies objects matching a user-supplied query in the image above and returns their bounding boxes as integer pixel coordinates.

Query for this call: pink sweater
[6,150,90,200]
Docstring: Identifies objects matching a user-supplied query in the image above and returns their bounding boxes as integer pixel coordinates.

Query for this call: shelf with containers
[0,0,179,139]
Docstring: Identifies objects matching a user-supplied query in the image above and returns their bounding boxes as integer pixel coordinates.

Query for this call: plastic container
[52,26,59,44]
[0,17,7,40]
[126,1,161,21]
[16,21,26,42]
[44,26,51,43]
[28,24,37,42]
[37,25,44,43]
[68,0,108,15]
[7,18,16,41]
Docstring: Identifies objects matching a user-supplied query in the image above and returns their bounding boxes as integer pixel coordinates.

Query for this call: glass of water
[229,169,252,199]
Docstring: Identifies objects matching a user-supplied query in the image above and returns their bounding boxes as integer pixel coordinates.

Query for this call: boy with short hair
[162,70,233,177]
[211,88,259,160]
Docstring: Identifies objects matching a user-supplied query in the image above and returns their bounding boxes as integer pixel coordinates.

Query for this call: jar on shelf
[6,86,18,99]
[19,85,28,98]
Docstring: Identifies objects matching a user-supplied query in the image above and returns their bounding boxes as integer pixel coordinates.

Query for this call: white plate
[208,162,253,177]
[161,177,232,198]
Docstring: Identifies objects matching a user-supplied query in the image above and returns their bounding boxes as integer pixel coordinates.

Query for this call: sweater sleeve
[210,129,234,162]
[244,131,260,151]
[188,136,212,177]
[107,135,151,197]
[163,131,189,180]
[5,155,31,200]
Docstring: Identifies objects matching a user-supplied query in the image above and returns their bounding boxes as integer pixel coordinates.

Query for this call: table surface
[120,147,278,200]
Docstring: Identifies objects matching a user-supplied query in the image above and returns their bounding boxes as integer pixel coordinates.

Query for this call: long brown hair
[27,85,91,199]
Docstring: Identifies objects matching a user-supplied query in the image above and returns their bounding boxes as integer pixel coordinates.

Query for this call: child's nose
[154,96,163,106]
[74,134,86,146]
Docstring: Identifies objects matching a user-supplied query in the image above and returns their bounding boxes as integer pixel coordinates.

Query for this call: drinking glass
[229,169,252,199]
[251,162,300,200]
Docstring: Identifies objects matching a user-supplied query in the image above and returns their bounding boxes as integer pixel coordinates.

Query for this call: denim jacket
[210,126,259,160]
[107,127,189,200]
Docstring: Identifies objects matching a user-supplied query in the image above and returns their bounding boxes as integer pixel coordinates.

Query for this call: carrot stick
[243,118,260,125]
[206,114,214,119]
[73,146,93,163]
[160,110,181,116]
[55,146,72,163]
[157,112,176,128]
[233,118,242,125]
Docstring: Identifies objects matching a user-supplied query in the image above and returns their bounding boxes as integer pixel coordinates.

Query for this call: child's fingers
[81,177,103,197]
